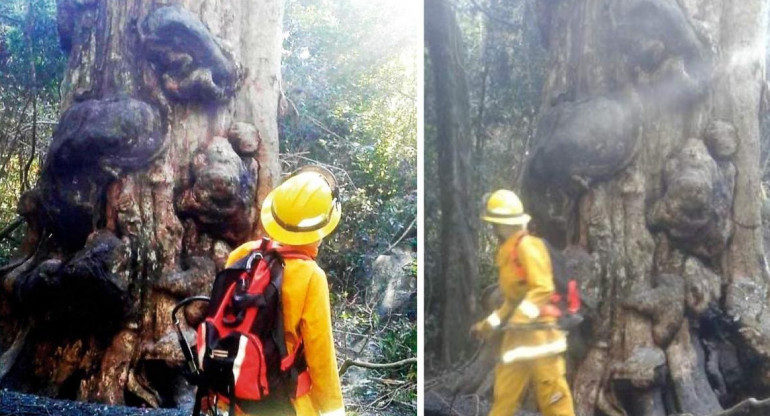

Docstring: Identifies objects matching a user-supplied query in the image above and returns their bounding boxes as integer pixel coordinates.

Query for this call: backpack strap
[192,384,206,416]
[269,246,313,398]
[268,256,289,362]
[267,245,311,398]
[227,381,237,416]
[280,339,303,372]
[278,338,310,398]
[511,231,529,268]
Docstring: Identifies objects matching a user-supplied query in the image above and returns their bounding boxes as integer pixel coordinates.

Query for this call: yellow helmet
[260,166,342,245]
[481,189,531,225]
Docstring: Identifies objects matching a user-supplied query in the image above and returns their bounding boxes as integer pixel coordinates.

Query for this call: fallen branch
[709,396,770,416]
[673,396,770,416]
[370,379,417,410]
[339,357,417,376]
[381,217,417,256]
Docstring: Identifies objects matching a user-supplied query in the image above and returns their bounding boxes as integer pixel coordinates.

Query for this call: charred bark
[0,0,283,410]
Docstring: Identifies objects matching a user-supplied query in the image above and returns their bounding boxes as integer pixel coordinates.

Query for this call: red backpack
[511,232,583,329]
[173,238,312,416]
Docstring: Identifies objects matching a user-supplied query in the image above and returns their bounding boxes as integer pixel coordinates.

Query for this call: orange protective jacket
[225,242,345,416]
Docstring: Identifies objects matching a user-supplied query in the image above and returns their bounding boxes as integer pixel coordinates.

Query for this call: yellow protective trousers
[489,354,575,416]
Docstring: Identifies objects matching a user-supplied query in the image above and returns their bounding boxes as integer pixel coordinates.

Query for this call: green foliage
[459,0,548,286]
[425,0,549,367]
[282,1,417,411]
[332,296,417,412]
[281,0,418,290]
[382,323,417,378]
[0,157,36,265]
[0,0,65,262]
[0,0,65,97]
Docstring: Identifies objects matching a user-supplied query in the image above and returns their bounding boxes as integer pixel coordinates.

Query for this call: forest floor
[0,303,416,416]
[334,296,417,416]
[0,383,416,416]
[423,386,540,416]
[0,389,186,416]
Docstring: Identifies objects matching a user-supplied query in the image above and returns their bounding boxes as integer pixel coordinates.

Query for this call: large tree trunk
[0,0,283,409]
[425,0,479,364]
[523,0,769,415]
[428,1,770,415]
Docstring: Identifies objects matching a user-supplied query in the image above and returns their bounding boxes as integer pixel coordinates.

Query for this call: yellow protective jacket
[478,230,567,363]
[225,241,345,416]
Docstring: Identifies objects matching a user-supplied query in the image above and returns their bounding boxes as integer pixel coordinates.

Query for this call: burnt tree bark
[0,0,283,409]
[429,1,770,416]
[425,0,479,364]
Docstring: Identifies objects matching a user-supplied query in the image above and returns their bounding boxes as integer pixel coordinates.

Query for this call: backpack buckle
[245,251,263,270]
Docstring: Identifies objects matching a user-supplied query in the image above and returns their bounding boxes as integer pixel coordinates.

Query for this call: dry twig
[338,357,417,376]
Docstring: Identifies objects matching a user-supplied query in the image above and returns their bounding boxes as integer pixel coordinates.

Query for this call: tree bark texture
[520,0,769,415]
[425,0,480,364]
[0,0,283,409]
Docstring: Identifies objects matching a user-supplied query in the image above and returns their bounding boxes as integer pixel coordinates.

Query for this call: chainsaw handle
[171,296,210,383]
[171,296,210,325]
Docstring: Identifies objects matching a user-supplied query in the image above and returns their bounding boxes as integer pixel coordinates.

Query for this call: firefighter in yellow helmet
[471,189,575,416]
[221,166,345,416]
